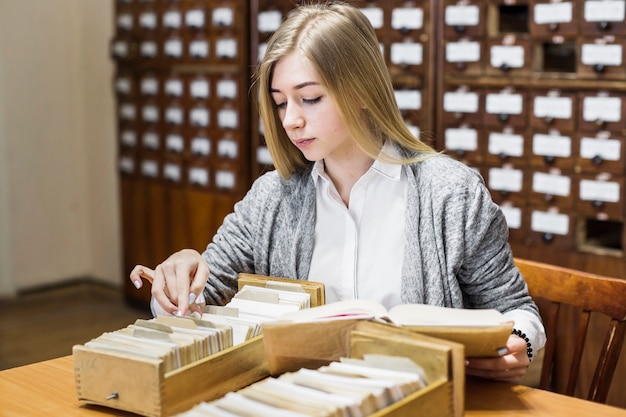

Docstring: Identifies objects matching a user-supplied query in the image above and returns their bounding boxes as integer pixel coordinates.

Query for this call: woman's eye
[274,101,287,109]
[303,96,322,105]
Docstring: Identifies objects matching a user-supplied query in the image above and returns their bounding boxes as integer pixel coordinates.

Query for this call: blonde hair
[254,2,436,178]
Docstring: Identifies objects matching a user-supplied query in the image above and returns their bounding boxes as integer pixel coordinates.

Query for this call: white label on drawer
[115,77,131,94]
[139,12,157,29]
[216,38,237,58]
[394,90,421,110]
[534,96,572,119]
[580,137,621,161]
[186,10,205,28]
[532,172,571,196]
[142,132,159,149]
[257,146,273,165]
[190,108,210,127]
[189,167,209,186]
[163,163,181,182]
[191,137,210,156]
[165,106,183,125]
[488,132,524,157]
[583,96,622,122]
[489,167,523,192]
[120,130,136,147]
[112,41,129,57]
[164,39,183,57]
[141,160,159,178]
[119,103,135,120]
[258,43,268,62]
[500,205,522,229]
[163,11,181,28]
[189,40,209,58]
[391,42,423,66]
[532,133,572,157]
[166,134,184,153]
[117,13,133,30]
[446,41,481,62]
[584,0,626,22]
[140,78,158,95]
[445,128,478,151]
[218,139,238,158]
[580,179,620,202]
[391,7,423,30]
[142,105,159,122]
[218,109,238,129]
[581,44,623,66]
[445,5,480,26]
[165,79,183,97]
[258,11,282,33]
[534,2,573,24]
[490,45,525,68]
[213,7,234,27]
[531,210,569,235]
[140,41,157,57]
[360,7,384,29]
[486,93,523,115]
[119,156,135,174]
[190,79,210,98]
[443,91,479,113]
[216,170,236,189]
[217,79,237,99]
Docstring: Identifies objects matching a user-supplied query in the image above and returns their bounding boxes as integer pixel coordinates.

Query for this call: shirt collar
[311,141,402,186]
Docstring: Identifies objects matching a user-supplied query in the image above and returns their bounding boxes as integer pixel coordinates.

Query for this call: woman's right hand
[129,249,209,317]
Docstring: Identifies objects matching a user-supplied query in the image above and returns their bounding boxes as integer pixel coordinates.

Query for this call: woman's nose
[282,103,304,131]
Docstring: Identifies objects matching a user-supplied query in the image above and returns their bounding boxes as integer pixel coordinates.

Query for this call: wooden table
[1,356,625,417]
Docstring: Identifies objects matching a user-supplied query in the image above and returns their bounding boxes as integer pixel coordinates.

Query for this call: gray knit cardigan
[201,152,540,322]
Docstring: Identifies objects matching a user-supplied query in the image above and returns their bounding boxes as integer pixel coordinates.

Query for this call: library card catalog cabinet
[113,0,438,306]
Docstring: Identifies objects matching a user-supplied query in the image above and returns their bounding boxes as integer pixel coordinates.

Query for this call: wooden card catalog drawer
[576,173,625,219]
[528,168,576,210]
[530,0,578,37]
[498,202,526,243]
[388,37,427,75]
[526,208,575,250]
[578,91,626,132]
[483,127,528,168]
[483,87,528,128]
[529,90,577,131]
[581,0,626,36]
[441,86,483,126]
[390,3,429,37]
[529,130,576,170]
[489,0,532,35]
[486,35,532,77]
[577,36,626,79]
[575,131,625,175]
[444,38,484,76]
[443,1,486,39]
[486,165,527,206]
[443,125,483,165]
[162,155,186,186]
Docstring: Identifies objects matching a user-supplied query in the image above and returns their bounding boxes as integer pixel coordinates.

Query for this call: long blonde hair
[254,2,436,178]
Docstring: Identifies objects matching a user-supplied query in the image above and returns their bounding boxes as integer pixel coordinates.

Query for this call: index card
[258,11,282,33]
[531,210,569,235]
[216,171,236,189]
[166,134,184,153]
[360,7,383,29]
[257,146,273,165]
[191,137,211,156]
[165,79,183,97]
[584,0,625,22]
[186,10,206,28]
[189,167,209,186]
[532,172,571,197]
[532,133,572,157]
[446,41,481,62]
[163,11,181,28]
[391,7,423,30]
[213,7,234,27]
[583,96,622,122]
[445,127,478,151]
[189,40,209,58]
[500,205,522,229]
[165,106,184,125]
[443,91,479,113]
[580,137,621,161]
[490,45,524,69]
[218,109,238,129]
[445,5,480,26]
[485,93,523,115]
[534,96,572,119]
[488,132,524,157]
[581,44,623,66]
[534,2,573,24]
[580,179,620,202]
[190,79,210,99]
[489,167,523,192]
[216,38,237,58]
[391,42,423,66]
[217,79,237,99]
[394,90,421,110]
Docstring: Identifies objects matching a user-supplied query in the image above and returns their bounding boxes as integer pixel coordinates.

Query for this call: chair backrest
[514,258,626,403]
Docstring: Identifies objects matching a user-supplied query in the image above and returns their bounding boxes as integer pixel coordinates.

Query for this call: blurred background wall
[0,0,120,295]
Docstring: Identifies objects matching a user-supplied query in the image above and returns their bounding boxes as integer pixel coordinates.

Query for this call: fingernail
[174,310,182,317]
[133,280,141,289]
[188,293,197,304]
[196,292,205,304]
[497,347,508,356]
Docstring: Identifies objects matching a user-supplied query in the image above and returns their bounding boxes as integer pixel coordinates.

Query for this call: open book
[268,299,514,358]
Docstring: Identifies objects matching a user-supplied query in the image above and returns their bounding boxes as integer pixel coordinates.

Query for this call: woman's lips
[293,138,315,149]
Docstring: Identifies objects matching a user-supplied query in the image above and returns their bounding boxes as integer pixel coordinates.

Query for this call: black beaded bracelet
[512,328,533,360]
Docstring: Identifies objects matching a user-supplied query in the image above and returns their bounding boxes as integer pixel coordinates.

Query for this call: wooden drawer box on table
[73,335,269,417]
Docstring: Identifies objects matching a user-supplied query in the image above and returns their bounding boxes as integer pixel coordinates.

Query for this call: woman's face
[271,52,355,163]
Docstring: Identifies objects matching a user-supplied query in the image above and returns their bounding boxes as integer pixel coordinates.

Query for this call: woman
[130,2,545,382]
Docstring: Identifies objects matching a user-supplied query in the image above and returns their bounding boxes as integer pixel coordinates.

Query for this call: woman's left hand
[465,334,530,382]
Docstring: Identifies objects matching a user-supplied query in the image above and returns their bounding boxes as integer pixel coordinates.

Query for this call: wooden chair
[514,258,626,403]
